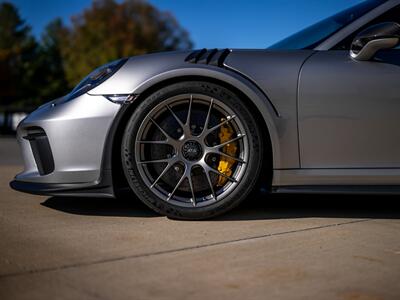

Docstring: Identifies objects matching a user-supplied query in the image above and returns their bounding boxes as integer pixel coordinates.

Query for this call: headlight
[66,58,128,101]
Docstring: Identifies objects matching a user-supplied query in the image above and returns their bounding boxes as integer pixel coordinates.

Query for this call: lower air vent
[185,48,231,67]
[23,127,55,176]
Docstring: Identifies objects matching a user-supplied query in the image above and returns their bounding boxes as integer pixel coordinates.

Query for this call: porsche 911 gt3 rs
[10,0,400,219]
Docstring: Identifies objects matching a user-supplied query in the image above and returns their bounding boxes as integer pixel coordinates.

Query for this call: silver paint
[298,50,400,169]
[224,50,315,168]
[15,94,120,183]
[12,0,400,196]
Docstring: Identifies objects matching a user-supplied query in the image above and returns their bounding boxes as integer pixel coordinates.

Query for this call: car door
[298,2,400,172]
[298,49,400,169]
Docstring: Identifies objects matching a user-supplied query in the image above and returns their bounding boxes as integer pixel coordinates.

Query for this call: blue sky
[12,0,363,48]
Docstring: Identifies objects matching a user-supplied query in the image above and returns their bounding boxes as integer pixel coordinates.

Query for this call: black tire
[121,81,264,220]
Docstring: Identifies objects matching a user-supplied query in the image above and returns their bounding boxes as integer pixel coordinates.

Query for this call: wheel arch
[105,72,279,195]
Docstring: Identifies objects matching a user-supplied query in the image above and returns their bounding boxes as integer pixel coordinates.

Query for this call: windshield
[268,0,384,50]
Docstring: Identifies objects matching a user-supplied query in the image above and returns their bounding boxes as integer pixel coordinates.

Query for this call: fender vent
[185,48,231,67]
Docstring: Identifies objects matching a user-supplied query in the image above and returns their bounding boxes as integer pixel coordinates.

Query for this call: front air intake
[23,127,55,176]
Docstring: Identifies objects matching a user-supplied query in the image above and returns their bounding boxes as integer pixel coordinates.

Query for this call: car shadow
[41,191,400,220]
[41,195,159,218]
[216,192,400,221]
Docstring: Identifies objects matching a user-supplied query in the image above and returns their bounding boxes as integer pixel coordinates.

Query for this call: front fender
[90,51,286,169]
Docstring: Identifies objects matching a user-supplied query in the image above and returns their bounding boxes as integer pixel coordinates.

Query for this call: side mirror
[350,22,400,61]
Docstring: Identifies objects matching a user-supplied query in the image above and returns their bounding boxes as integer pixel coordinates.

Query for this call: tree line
[0,0,193,111]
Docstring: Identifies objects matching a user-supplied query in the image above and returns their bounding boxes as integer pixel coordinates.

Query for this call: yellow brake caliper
[217,119,237,186]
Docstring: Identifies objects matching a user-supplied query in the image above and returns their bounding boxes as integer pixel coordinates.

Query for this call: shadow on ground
[42,195,158,218]
[41,192,400,221]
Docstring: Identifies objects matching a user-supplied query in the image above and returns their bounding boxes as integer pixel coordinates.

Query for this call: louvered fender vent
[185,48,231,67]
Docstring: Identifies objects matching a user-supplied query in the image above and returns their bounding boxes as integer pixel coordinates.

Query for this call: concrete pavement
[0,137,22,165]
[0,138,400,299]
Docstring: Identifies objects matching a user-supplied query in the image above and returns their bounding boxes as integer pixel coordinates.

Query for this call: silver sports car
[10,0,400,219]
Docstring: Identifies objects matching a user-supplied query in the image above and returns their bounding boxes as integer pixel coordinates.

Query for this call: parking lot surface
[1,137,399,300]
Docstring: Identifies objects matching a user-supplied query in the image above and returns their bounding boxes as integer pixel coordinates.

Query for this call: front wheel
[121,81,264,219]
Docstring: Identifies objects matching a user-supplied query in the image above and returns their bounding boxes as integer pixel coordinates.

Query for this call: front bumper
[10,93,121,197]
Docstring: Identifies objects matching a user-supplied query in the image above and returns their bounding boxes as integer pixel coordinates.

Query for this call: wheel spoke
[182,95,193,136]
[137,140,170,145]
[202,165,217,200]
[166,105,185,129]
[203,164,237,183]
[149,117,175,141]
[204,115,236,136]
[137,157,174,164]
[187,170,196,206]
[186,95,193,125]
[208,150,246,164]
[150,161,176,188]
[167,166,187,201]
[200,98,213,136]
[211,134,245,149]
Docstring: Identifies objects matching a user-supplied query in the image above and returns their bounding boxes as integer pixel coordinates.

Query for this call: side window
[333,5,400,50]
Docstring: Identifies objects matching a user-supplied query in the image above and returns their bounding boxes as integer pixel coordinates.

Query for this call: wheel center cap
[182,140,203,161]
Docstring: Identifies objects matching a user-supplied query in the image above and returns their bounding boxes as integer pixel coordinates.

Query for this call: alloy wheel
[134,93,249,208]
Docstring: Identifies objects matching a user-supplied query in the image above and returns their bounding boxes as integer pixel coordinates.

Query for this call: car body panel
[224,49,314,168]
[15,94,120,184]
[89,51,189,95]
[299,49,400,169]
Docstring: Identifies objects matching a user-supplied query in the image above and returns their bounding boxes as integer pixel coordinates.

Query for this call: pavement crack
[0,219,371,279]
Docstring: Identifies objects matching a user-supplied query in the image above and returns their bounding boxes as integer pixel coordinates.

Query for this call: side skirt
[273,168,400,186]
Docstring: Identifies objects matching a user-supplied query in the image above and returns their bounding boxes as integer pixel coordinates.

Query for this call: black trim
[101,104,131,171]
[209,49,231,67]
[185,48,231,67]
[197,48,217,64]
[273,185,400,195]
[95,102,133,197]
[10,170,114,198]
[23,128,55,175]
[185,49,206,63]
